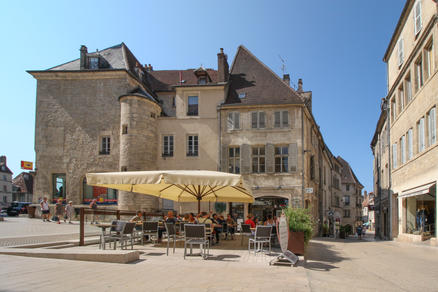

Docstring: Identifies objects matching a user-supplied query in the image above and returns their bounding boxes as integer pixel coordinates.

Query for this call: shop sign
[21,161,33,170]
[305,187,313,194]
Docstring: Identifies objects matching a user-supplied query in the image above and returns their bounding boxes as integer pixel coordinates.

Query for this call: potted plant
[284,207,314,255]
[344,224,352,237]
[339,225,346,239]
[322,223,329,237]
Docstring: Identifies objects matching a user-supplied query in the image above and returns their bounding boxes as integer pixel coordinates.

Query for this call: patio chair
[249,225,272,254]
[101,220,125,249]
[240,224,252,246]
[179,222,186,236]
[204,223,215,245]
[165,222,184,255]
[184,224,209,259]
[111,222,136,250]
[142,221,159,245]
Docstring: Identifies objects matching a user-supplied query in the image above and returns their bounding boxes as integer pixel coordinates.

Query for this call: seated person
[158,211,177,241]
[264,214,275,226]
[188,213,198,224]
[182,213,190,222]
[226,214,236,239]
[245,214,256,228]
[211,213,223,244]
[197,212,212,224]
[130,210,143,232]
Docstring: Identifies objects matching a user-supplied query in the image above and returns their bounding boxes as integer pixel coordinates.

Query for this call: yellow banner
[21,161,33,170]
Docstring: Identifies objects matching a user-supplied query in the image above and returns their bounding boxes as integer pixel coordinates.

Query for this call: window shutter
[240,144,251,174]
[398,38,404,66]
[234,112,240,129]
[227,113,233,130]
[265,143,275,173]
[251,112,258,128]
[288,143,298,172]
[414,1,422,35]
[282,111,289,127]
[274,111,281,128]
[221,145,228,172]
[259,112,266,128]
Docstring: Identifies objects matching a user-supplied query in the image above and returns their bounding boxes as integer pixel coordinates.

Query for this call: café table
[94,223,116,250]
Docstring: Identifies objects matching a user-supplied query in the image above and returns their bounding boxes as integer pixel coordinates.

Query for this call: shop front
[400,183,436,242]
[249,196,288,221]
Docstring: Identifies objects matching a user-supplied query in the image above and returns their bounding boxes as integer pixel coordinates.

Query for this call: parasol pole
[197,197,201,214]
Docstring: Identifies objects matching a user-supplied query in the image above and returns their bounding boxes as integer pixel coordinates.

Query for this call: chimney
[283,74,290,86]
[217,48,229,82]
[80,45,88,70]
[0,156,6,166]
[297,78,303,92]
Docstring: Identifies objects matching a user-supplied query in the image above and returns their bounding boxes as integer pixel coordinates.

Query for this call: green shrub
[284,207,314,245]
[344,224,352,235]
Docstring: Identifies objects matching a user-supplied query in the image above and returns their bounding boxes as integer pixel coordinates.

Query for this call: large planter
[288,231,305,255]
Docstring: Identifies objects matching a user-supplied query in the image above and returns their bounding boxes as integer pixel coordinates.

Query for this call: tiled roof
[337,156,363,188]
[12,172,34,194]
[147,69,219,92]
[224,45,304,106]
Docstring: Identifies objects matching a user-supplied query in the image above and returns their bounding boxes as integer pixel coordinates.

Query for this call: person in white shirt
[40,197,51,222]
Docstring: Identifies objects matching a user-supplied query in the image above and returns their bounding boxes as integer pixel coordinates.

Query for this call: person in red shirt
[244,214,256,228]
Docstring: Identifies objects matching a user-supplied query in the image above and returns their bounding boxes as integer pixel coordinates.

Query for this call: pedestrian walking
[356,225,363,240]
[40,197,51,222]
[65,201,74,224]
[89,199,98,224]
[54,199,64,224]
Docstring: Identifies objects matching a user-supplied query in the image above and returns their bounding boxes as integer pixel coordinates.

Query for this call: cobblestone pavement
[0,217,98,247]
[0,219,437,291]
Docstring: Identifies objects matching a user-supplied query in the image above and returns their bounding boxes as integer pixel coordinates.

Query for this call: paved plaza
[0,218,437,291]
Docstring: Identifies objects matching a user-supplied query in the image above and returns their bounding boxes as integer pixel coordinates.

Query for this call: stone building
[372,0,438,243]
[12,172,34,203]
[29,43,361,226]
[0,156,13,208]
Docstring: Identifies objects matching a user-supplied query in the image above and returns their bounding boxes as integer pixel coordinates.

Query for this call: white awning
[399,182,436,198]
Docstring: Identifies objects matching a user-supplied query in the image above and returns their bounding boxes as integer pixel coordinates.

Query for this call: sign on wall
[305,187,313,194]
[20,161,33,170]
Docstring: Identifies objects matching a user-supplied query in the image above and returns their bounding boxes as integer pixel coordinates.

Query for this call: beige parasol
[86,170,253,213]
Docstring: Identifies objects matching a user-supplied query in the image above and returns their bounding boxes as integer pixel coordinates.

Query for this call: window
[228,147,240,174]
[397,38,404,66]
[391,97,396,121]
[335,196,340,207]
[2,175,6,181]
[346,184,350,191]
[408,128,413,160]
[172,97,176,107]
[3,196,6,203]
[227,112,240,130]
[323,166,326,185]
[275,146,289,173]
[251,146,265,173]
[187,96,198,116]
[122,125,128,135]
[187,135,198,156]
[52,174,66,201]
[310,155,315,180]
[401,135,406,164]
[198,77,207,85]
[89,57,99,69]
[238,92,246,99]
[414,0,422,35]
[398,85,405,113]
[415,57,423,91]
[418,117,425,152]
[83,178,117,204]
[343,209,350,218]
[405,74,412,103]
[344,196,350,206]
[424,42,433,80]
[162,135,174,157]
[392,143,397,169]
[251,112,265,129]
[428,107,436,146]
[100,137,110,155]
[274,111,289,128]
[3,185,7,192]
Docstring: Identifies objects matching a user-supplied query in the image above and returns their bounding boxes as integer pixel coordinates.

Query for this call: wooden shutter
[259,112,266,128]
[288,143,298,172]
[414,1,422,35]
[274,111,281,128]
[398,38,404,66]
[241,144,251,174]
[251,112,258,128]
[266,143,275,173]
[282,111,289,127]
[234,112,240,129]
[220,145,228,172]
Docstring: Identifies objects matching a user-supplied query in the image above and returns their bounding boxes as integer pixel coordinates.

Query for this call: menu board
[278,213,298,265]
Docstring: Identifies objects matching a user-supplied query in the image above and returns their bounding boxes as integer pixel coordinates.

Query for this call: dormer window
[89,57,99,69]
[238,92,246,99]
[198,77,207,85]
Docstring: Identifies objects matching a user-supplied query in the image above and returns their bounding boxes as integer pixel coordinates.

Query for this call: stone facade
[29,43,362,228]
[0,156,13,207]
[373,0,438,242]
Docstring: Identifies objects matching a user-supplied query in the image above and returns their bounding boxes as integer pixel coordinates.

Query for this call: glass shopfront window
[405,192,436,236]
[83,178,117,205]
[250,197,288,222]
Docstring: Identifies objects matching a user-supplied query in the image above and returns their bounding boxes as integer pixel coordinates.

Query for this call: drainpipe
[218,104,222,171]
[301,107,305,208]
[383,99,392,240]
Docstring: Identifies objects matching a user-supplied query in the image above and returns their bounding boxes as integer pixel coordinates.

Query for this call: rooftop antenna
[278,55,286,76]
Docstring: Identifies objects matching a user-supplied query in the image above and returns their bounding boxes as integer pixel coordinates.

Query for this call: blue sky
[1,0,405,192]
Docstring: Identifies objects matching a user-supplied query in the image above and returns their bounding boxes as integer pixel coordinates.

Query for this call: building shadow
[299,239,349,271]
[205,254,240,262]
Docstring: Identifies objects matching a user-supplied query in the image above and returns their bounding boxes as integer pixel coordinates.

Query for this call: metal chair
[249,225,272,254]
[142,221,159,245]
[179,222,186,236]
[184,224,209,259]
[165,222,184,255]
[240,224,253,245]
[102,220,124,249]
[111,222,136,250]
